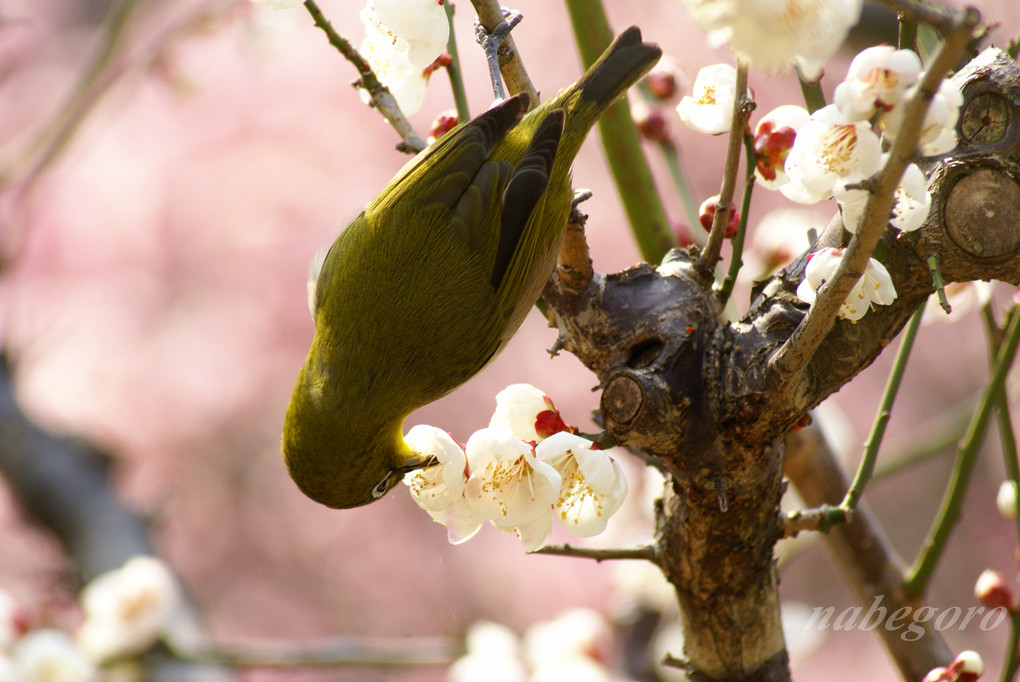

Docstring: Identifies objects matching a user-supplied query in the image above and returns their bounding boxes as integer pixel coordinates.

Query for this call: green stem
[659,141,702,245]
[983,306,1020,547]
[927,255,950,314]
[563,0,674,263]
[443,1,471,123]
[898,13,919,51]
[841,305,924,512]
[905,306,1020,594]
[718,133,756,303]
[797,71,826,113]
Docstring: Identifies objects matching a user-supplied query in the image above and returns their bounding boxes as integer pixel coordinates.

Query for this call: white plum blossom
[248,0,304,10]
[359,1,449,115]
[678,0,862,79]
[753,104,810,190]
[13,630,97,682]
[536,432,627,537]
[449,622,528,682]
[404,425,483,544]
[677,64,741,135]
[464,428,562,551]
[921,281,992,324]
[796,246,897,321]
[747,207,816,275]
[835,160,930,234]
[523,608,612,669]
[781,105,882,204]
[833,45,922,121]
[489,383,562,443]
[883,77,963,156]
[76,556,181,663]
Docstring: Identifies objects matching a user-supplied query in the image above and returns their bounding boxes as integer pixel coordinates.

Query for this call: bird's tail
[573,26,662,113]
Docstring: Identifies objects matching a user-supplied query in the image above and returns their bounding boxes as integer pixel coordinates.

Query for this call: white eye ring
[371,472,395,498]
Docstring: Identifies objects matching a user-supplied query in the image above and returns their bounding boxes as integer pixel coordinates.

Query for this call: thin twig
[841,305,925,512]
[872,0,958,35]
[533,544,658,562]
[469,0,538,103]
[767,8,980,382]
[905,305,1020,594]
[780,504,849,537]
[718,132,757,304]
[303,0,425,153]
[699,62,752,275]
[168,635,459,668]
[443,0,471,123]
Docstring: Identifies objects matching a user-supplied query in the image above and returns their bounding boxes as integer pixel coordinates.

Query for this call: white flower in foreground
[249,0,304,10]
[536,432,627,537]
[883,77,963,156]
[14,630,97,682]
[76,556,181,663]
[371,0,449,69]
[835,160,930,234]
[998,480,1018,519]
[359,0,449,115]
[921,281,992,325]
[679,0,862,79]
[449,622,527,682]
[489,383,564,443]
[753,105,810,191]
[404,425,482,544]
[464,428,561,551]
[833,45,922,121]
[781,105,882,204]
[677,64,741,135]
[796,246,897,321]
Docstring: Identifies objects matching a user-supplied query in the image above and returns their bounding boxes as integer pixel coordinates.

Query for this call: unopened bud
[997,481,1018,519]
[974,569,1014,612]
[949,650,984,681]
[698,195,739,238]
[428,110,459,144]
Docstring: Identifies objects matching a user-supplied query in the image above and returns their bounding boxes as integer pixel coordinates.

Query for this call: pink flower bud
[974,570,1014,612]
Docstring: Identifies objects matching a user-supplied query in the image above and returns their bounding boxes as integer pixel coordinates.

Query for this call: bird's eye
[371,472,394,499]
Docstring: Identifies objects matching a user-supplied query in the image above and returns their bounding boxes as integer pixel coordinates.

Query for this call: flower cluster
[404,384,628,551]
[678,0,863,79]
[0,556,181,681]
[449,609,615,682]
[796,246,896,322]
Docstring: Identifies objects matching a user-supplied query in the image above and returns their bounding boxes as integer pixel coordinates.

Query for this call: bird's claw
[474,9,524,101]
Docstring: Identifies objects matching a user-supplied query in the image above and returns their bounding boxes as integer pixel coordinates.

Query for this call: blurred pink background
[1,0,1019,679]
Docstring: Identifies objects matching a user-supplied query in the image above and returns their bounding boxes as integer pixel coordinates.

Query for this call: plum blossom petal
[464,428,561,539]
[833,45,922,120]
[781,105,882,204]
[404,425,482,542]
[359,0,449,115]
[677,64,741,135]
[489,383,558,443]
[835,160,930,234]
[883,77,963,156]
[76,556,181,663]
[536,432,628,537]
[753,104,810,190]
[14,630,97,682]
[679,0,862,79]
[796,246,896,321]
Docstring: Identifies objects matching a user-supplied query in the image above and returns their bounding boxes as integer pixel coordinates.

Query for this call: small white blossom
[464,428,561,551]
[921,281,992,324]
[833,45,922,121]
[998,480,1018,519]
[781,105,882,204]
[796,246,897,321]
[754,105,810,191]
[489,383,559,443]
[747,207,816,275]
[13,630,97,682]
[249,0,304,10]
[677,64,741,135]
[359,0,449,115]
[883,77,963,156]
[76,556,181,663]
[679,0,862,79]
[836,160,930,234]
[404,425,482,544]
[536,433,627,537]
[523,608,611,668]
[449,622,527,682]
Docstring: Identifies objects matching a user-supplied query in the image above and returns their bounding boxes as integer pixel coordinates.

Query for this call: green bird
[283,27,661,508]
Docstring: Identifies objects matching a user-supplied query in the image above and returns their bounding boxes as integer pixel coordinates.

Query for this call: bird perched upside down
[283,27,661,508]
